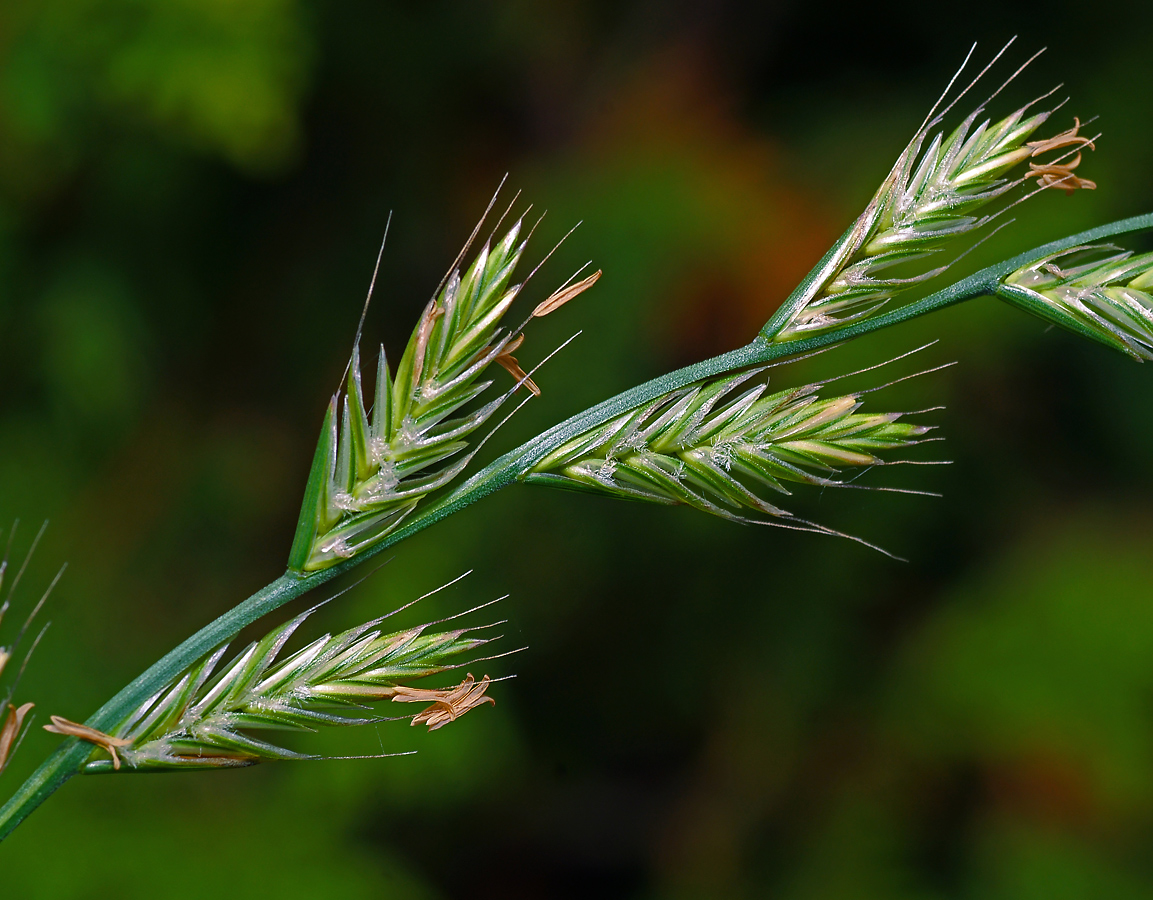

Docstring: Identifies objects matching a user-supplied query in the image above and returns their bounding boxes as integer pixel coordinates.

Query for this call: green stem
[2,212,1150,841]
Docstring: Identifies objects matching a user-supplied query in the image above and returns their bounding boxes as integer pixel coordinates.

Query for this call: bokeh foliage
[2,1,1153,897]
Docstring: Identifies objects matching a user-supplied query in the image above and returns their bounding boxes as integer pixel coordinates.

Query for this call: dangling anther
[1027,153,1097,195]
[494,335,541,396]
[43,715,133,771]
[1026,117,1096,156]
[391,673,495,731]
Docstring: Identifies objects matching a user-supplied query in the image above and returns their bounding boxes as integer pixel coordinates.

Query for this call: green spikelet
[768,99,1096,342]
[80,599,500,771]
[998,243,1153,360]
[289,219,540,572]
[525,363,938,529]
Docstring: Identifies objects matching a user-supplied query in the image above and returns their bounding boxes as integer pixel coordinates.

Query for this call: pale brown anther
[391,673,495,731]
[0,702,34,774]
[1027,117,1096,156]
[494,334,541,396]
[532,269,602,318]
[1028,153,1097,196]
[43,715,133,771]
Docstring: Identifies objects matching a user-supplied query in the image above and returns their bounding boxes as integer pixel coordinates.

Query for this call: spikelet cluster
[774,90,1094,341]
[288,220,531,572]
[72,603,499,772]
[525,365,936,530]
[288,209,597,573]
[999,244,1153,361]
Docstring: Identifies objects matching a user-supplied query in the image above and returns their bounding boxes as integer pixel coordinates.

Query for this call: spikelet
[288,214,599,572]
[525,360,938,532]
[999,244,1153,360]
[68,597,502,772]
[771,50,1095,342]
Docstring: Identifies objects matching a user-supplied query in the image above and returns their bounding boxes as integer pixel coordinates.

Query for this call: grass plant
[2,39,1152,840]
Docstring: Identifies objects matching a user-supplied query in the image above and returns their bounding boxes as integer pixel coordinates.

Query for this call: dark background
[3,2,1153,897]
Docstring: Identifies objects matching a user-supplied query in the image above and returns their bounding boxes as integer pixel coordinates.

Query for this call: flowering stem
[2,211,1151,841]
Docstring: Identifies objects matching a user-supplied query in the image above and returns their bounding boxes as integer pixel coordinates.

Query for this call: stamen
[43,716,133,771]
[391,673,496,731]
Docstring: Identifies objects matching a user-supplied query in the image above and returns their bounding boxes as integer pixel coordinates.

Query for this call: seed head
[288,197,597,572]
[527,354,942,539]
[1000,244,1153,360]
[769,47,1098,342]
[70,585,504,772]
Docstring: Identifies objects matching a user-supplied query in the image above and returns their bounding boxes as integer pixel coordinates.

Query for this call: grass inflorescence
[5,40,1153,841]
[770,42,1097,342]
[289,205,599,572]
[525,350,943,544]
[63,583,506,772]
[999,243,1153,360]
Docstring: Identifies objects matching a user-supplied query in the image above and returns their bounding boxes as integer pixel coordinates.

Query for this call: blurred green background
[2,2,1153,897]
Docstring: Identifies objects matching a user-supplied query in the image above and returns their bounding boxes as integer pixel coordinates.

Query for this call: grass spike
[526,355,941,538]
[64,585,501,772]
[12,49,1153,841]
[998,243,1153,359]
[765,46,1096,342]
[290,199,598,572]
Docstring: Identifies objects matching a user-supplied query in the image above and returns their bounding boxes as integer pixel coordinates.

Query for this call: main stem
[3,214,1149,841]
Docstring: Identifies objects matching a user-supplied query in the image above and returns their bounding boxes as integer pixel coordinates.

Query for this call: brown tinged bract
[0,703,34,775]
[531,269,602,318]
